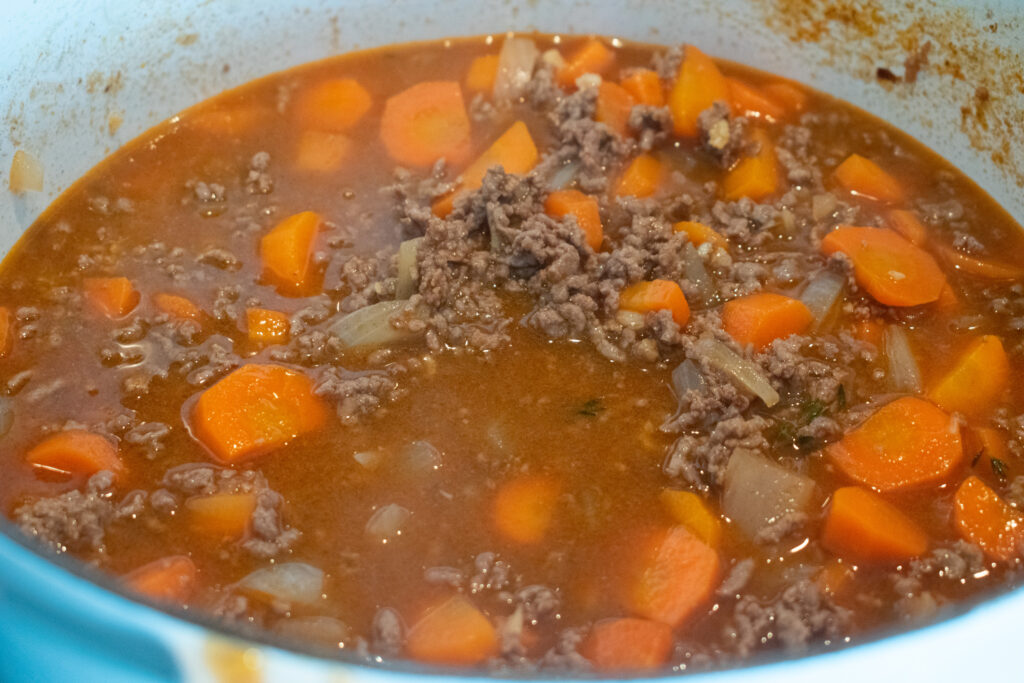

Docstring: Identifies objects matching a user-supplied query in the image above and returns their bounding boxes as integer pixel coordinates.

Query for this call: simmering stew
[3,34,1024,673]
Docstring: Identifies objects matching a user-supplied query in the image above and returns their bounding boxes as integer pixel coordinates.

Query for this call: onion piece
[671,359,705,399]
[353,450,383,470]
[696,339,780,407]
[365,503,411,540]
[799,269,845,327]
[683,244,715,305]
[547,160,580,190]
[812,193,838,221]
[722,448,816,540]
[401,440,442,474]
[329,300,414,348]
[239,562,324,606]
[395,237,423,299]
[9,150,43,193]
[0,397,13,437]
[884,324,922,393]
[274,616,351,647]
[494,36,538,102]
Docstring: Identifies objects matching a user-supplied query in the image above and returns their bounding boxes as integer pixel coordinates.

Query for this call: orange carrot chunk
[762,81,809,114]
[492,475,561,544]
[192,363,329,463]
[722,128,779,201]
[544,189,603,250]
[727,78,785,121]
[405,595,498,666]
[826,396,963,492]
[673,220,729,252]
[124,555,198,604]
[627,525,719,627]
[0,306,11,357]
[659,489,722,548]
[595,81,638,137]
[153,293,203,321]
[669,45,729,138]
[821,486,929,563]
[292,78,372,132]
[614,154,663,198]
[927,335,1008,418]
[582,618,674,671]
[186,492,257,537]
[721,292,813,351]
[851,318,884,348]
[432,121,539,218]
[84,277,140,318]
[620,69,665,107]
[380,81,472,168]
[293,130,352,173]
[833,153,905,203]
[246,307,291,346]
[954,476,1023,561]
[558,38,616,89]
[620,280,690,327]
[26,430,122,478]
[885,209,928,246]
[260,210,322,296]
[966,426,1011,464]
[820,226,947,307]
[465,54,500,94]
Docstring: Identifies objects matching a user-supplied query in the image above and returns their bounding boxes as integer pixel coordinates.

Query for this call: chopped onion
[353,450,383,470]
[722,448,816,540]
[812,193,838,221]
[239,562,324,606]
[365,503,411,540]
[799,269,845,326]
[683,244,715,305]
[615,309,645,330]
[329,300,414,348]
[540,48,565,70]
[547,160,579,190]
[696,339,780,407]
[671,359,705,399]
[401,440,442,474]
[274,616,351,647]
[0,397,13,437]
[575,73,602,90]
[494,36,538,102]
[395,237,423,299]
[884,324,922,393]
[9,149,43,194]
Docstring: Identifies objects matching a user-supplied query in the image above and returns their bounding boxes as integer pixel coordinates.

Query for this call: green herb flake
[991,457,1009,481]
[578,398,605,418]
[799,398,827,424]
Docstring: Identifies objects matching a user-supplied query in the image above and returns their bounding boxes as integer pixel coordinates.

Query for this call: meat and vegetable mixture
[4,33,1024,673]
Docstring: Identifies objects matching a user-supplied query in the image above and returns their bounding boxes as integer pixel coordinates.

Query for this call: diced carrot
[851,318,884,348]
[192,363,329,463]
[933,242,1024,280]
[293,130,352,172]
[0,306,11,357]
[817,558,856,599]
[927,335,1008,418]
[614,154,663,198]
[405,595,498,665]
[621,69,665,107]
[292,78,371,132]
[380,81,472,168]
[626,525,719,627]
[658,489,721,548]
[26,430,122,479]
[186,492,257,537]
[595,81,638,137]
[721,128,779,201]
[820,226,947,307]
[544,189,603,250]
[619,280,690,327]
[558,38,616,89]
[492,475,561,544]
[432,121,539,217]
[246,308,291,346]
[966,426,1011,464]
[673,220,729,252]
[727,78,785,121]
[933,283,960,314]
[260,210,322,296]
[761,81,809,114]
[885,209,928,246]
[826,396,963,492]
[465,54,500,94]
[84,277,140,318]
[153,293,202,321]
[833,153,905,203]
[124,555,198,604]
[953,476,1023,561]
[668,45,729,138]
[582,618,673,671]
[721,292,813,351]
[822,486,928,563]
